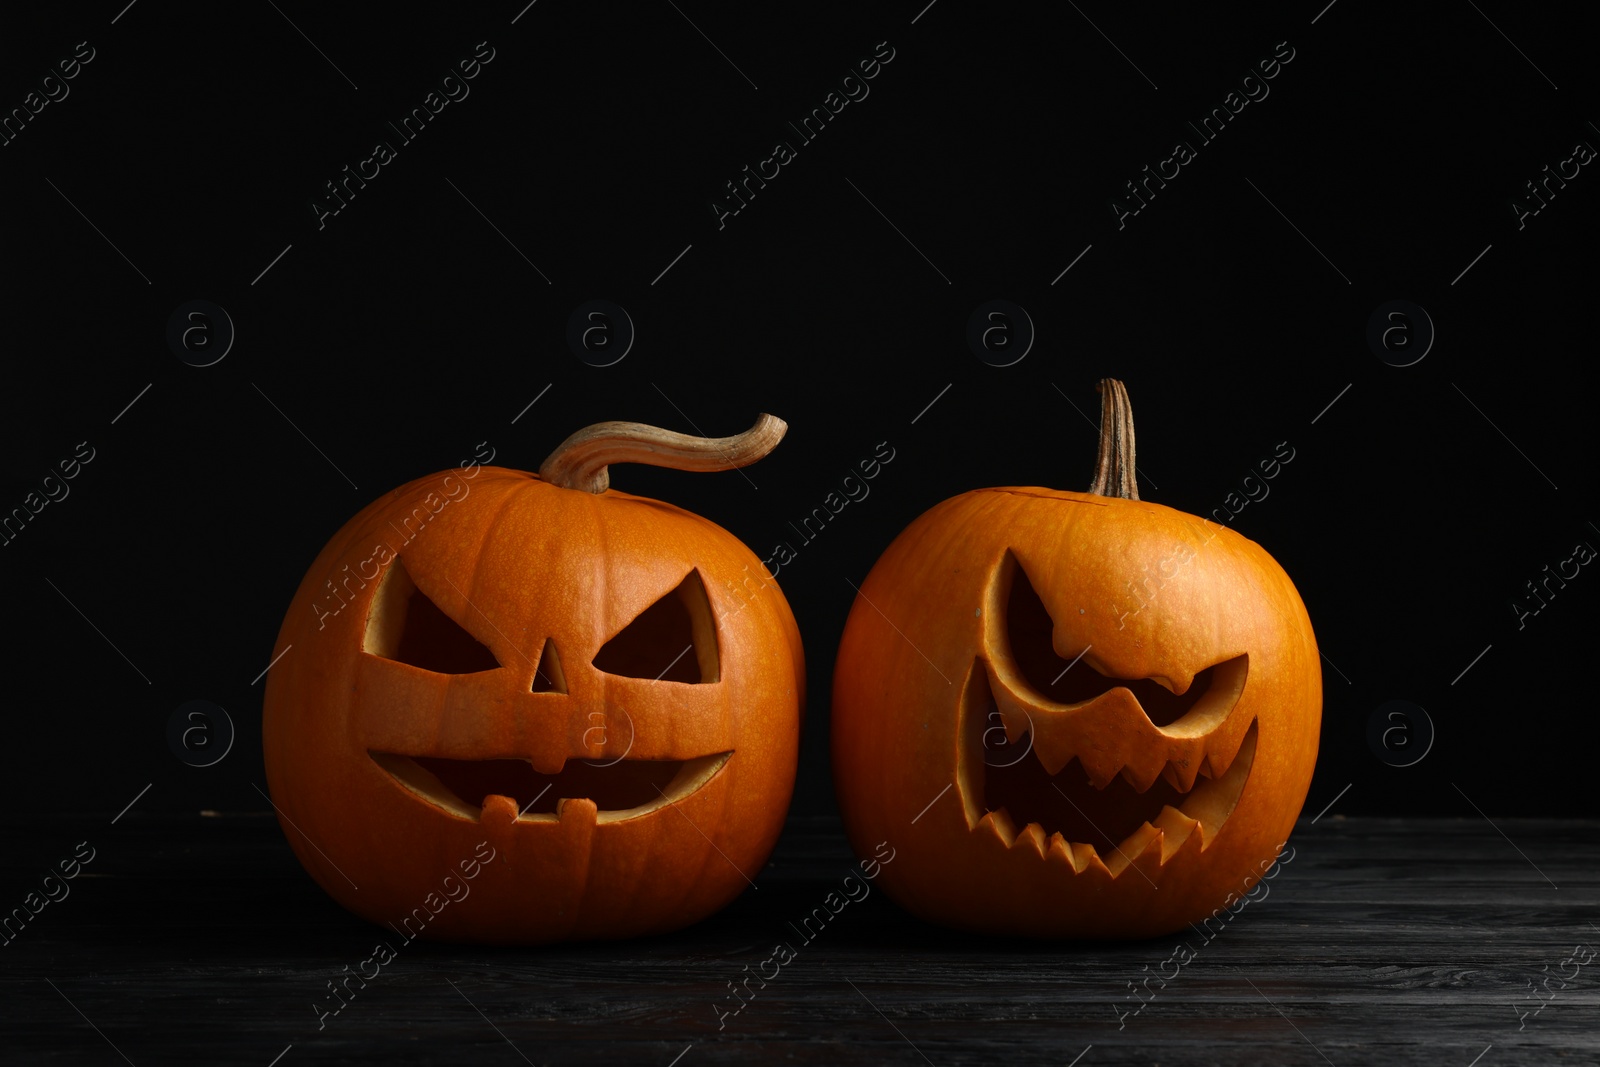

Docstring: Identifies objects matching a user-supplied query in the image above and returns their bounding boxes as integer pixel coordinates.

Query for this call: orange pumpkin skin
[263,465,803,944]
[832,486,1320,938]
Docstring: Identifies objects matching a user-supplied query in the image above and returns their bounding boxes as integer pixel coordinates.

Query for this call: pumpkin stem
[538,413,787,493]
[1086,379,1139,500]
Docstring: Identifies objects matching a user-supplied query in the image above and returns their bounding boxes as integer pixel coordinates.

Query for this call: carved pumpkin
[263,416,803,944]
[831,381,1320,937]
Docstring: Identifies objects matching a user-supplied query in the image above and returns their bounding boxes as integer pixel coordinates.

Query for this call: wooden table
[2,814,1595,1065]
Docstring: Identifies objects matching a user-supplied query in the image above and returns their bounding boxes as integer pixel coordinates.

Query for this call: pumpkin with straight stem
[831,381,1320,937]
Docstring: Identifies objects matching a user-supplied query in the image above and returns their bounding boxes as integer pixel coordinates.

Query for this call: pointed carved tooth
[1106,823,1163,877]
[1180,768,1227,841]
[1153,805,1200,860]
[1160,761,1185,792]
[1119,759,1165,794]
[1046,832,1084,873]
[1199,741,1230,779]
[1189,657,1252,778]
[1180,722,1258,844]
[1013,821,1047,858]
[1200,721,1249,780]
[996,701,1033,748]
[1074,840,1113,878]
[1076,746,1125,790]
[977,807,1018,847]
[1061,687,1147,786]
[1161,753,1203,793]
[1030,730,1074,777]
[1128,746,1175,792]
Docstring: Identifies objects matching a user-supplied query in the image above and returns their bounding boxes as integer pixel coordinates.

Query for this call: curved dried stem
[538,413,787,493]
[1086,379,1138,500]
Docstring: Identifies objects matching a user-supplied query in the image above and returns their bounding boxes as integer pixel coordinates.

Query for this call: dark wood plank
[1,815,1596,1065]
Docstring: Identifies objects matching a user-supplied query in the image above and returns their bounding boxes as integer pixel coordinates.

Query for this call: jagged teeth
[977,807,1018,847]
[1076,747,1126,790]
[1092,739,1245,794]
[1118,759,1166,794]
[1031,734,1073,777]
[989,812,1180,872]
[973,725,1260,876]
[996,690,1246,793]
[1045,831,1081,872]
[983,658,1255,794]
[1105,822,1164,876]
[1073,839,1102,872]
[1161,755,1202,792]
[1153,804,1201,858]
[1012,821,1047,859]
[1201,728,1247,780]
[1017,728,1245,797]
[979,793,1220,869]
[1039,746,1207,792]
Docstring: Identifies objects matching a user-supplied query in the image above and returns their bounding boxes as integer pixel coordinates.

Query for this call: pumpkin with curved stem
[831,381,1320,938]
[263,415,803,944]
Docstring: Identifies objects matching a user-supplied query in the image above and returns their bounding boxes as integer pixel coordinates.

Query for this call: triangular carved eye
[593,569,719,684]
[1002,553,1226,726]
[363,557,500,674]
[531,638,566,693]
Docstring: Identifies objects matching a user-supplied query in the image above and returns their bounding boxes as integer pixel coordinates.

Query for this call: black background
[2,0,1596,826]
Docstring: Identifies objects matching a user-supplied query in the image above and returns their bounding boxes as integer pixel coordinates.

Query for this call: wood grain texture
[1,815,1595,1065]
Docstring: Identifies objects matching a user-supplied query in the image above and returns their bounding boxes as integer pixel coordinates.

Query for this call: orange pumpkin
[263,416,803,943]
[831,381,1320,937]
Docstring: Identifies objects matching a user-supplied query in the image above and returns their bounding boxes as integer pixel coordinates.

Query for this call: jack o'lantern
[831,381,1319,938]
[263,415,803,944]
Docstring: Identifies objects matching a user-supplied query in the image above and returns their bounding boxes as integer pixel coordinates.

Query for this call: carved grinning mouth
[359,554,735,826]
[960,672,1257,875]
[954,555,1257,876]
[370,751,732,824]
